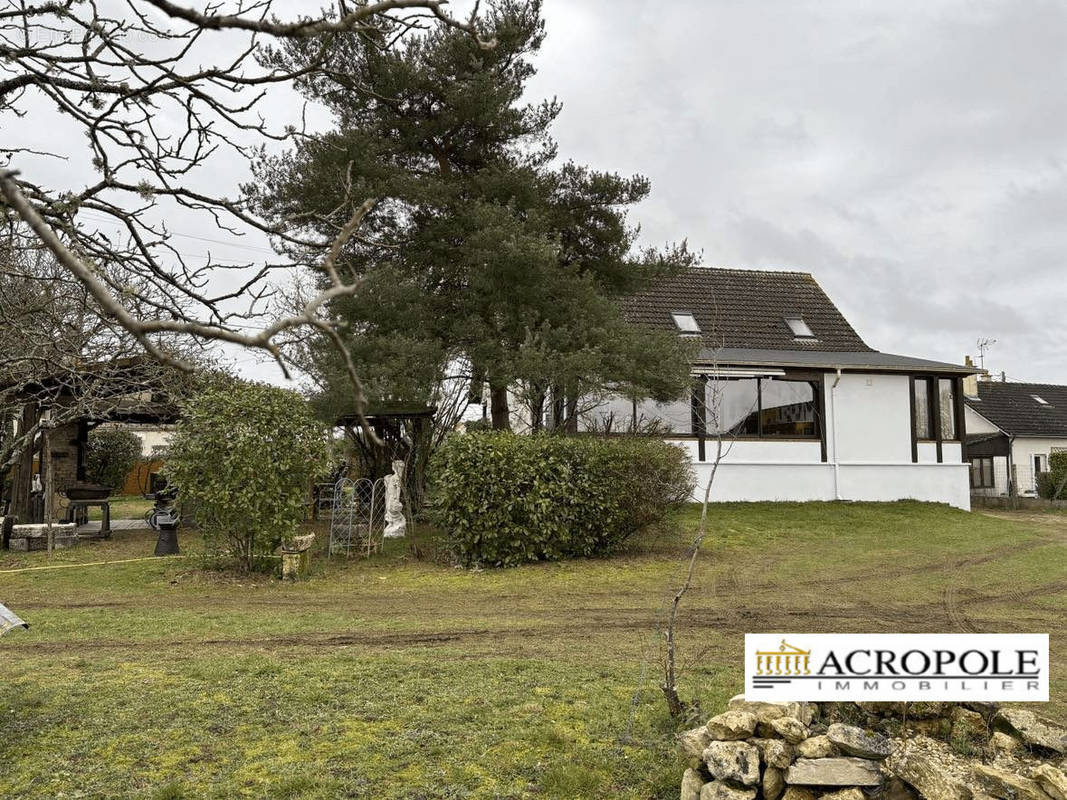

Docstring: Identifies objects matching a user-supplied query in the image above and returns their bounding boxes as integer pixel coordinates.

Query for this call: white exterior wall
[1011,436,1067,495]
[98,423,173,457]
[609,371,972,510]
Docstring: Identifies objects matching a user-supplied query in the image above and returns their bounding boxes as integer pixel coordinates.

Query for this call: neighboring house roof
[624,267,873,352]
[964,382,1067,438]
[624,267,977,376]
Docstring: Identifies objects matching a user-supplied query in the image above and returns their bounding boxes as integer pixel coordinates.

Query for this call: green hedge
[1037,451,1067,499]
[430,433,695,566]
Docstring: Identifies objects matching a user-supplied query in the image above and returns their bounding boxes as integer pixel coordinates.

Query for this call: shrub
[166,381,328,571]
[429,433,695,567]
[1038,451,1067,499]
[85,428,142,491]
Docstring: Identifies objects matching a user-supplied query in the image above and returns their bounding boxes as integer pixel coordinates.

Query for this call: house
[963,380,1067,497]
[580,267,981,510]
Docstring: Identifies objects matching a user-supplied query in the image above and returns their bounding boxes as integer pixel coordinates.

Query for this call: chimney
[963,355,979,397]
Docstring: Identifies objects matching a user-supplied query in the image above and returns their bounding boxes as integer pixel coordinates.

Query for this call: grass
[87,494,155,521]
[0,502,1064,799]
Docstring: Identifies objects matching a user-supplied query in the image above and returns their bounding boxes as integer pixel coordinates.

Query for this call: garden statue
[383,460,406,539]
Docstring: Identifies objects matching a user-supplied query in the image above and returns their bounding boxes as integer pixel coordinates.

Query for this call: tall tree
[249,1,694,430]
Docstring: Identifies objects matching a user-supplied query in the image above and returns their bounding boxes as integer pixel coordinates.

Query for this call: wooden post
[42,425,54,558]
[9,403,39,523]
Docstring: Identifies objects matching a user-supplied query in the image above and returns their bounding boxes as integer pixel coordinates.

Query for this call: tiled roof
[623,267,873,352]
[964,382,1067,438]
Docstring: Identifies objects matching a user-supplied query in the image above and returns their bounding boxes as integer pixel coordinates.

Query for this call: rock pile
[678,697,1067,800]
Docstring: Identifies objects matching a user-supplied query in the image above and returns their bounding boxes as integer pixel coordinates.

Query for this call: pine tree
[247,1,693,430]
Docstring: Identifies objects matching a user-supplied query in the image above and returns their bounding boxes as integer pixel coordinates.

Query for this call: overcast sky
[527,0,1067,384]
[8,0,1066,385]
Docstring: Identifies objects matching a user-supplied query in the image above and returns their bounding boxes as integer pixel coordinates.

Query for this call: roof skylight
[671,312,701,333]
[1033,395,1050,406]
[785,316,815,338]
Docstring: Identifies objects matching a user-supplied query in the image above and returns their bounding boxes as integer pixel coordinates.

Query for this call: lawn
[86,494,155,522]
[1,502,1064,799]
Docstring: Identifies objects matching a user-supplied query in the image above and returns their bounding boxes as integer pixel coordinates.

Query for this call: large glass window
[939,379,957,440]
[760,378,818,437]
[913,378,932,439]
[705,379,759,435]
[702,377,818,438]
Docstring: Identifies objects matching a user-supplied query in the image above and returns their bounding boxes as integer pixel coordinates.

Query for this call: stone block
[750,737,794,768]
[706,709,758,740]
[680,726,714,759]
[703,740,760,786]
[971,764,1049,800]
[797,735,835,759]
[680,767,705,800]
[784,757,882,787]
[995,709,1067,753]
[827,723,891,759]
[699,782,755,800]
[1033,764,1067,800]
[770,716,809,744]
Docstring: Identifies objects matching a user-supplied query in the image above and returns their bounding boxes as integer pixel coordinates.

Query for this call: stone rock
[699,781,756,800]
[996,709,1067,753]
[729,695,814,726]
[681,767,705,800]
[971,763,1049,800]
[784,757,882,787]
[770,716,809,745]
[680,726,714,759]
[821,790,865,800]
[950,707,988,742]
[763,766,785,800]
[750,738,795,769]
[706,710,759,741]
[1033,764,1067,800]
[781,789,817,800]
[797,735,835,759]
[885,740,973,800]
[989,732,1023,758]
[827,723,891,759]
[703,741,760,787]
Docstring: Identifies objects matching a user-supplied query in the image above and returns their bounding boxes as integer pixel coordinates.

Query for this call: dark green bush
[1038,451,1067,499]
[166,381,328,571]
[86,428,142,491]
[430,433,695,566]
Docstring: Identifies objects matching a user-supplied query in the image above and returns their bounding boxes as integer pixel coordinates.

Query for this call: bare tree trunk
[490,384,511,431]
[550,385,565,431]
[529,385,546,433]
[564,385,578,434]
[661,368,737,720]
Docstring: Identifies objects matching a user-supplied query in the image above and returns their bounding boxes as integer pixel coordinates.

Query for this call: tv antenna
[976,337,996,371]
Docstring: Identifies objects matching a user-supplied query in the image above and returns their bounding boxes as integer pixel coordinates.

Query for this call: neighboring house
[580,267,980,510]
[963,381,1067,497]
